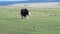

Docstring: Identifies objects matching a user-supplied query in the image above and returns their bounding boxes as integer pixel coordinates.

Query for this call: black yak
[20,8,30,19]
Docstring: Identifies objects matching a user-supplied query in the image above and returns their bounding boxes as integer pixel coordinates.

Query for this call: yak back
[21,8,29,16]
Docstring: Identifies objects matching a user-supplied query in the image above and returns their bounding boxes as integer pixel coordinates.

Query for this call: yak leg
[21,15,24,19]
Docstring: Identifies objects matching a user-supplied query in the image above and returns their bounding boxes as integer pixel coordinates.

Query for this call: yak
[20,8,30,19]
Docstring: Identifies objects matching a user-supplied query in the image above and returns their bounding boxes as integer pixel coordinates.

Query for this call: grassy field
[0,8,60,34]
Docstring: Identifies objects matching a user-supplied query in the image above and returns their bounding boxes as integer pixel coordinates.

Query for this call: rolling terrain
[0,5,60,34]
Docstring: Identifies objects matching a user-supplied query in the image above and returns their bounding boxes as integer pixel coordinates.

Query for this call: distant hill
[0,1,41,6]
[0,1,26,6]
[0,0,60,6]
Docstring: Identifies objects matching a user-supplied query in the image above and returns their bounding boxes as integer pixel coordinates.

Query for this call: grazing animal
[20,8,30,19]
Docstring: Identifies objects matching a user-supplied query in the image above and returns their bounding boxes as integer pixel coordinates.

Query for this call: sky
[0,0,27,1]
[31,0,60,2]
[0,0,60,2]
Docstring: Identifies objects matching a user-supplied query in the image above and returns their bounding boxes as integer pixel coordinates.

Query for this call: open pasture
[0,8,60,34]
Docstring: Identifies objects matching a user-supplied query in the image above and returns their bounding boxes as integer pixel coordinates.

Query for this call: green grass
[0,8,60,34]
